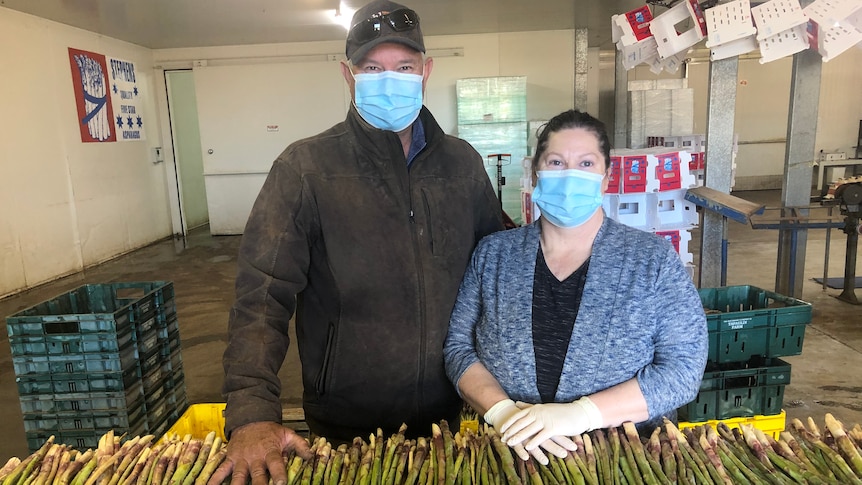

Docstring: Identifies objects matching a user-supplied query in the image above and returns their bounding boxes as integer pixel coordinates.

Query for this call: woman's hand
[500,397,601,459]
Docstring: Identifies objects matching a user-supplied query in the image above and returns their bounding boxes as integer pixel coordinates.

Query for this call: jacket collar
[345,104,442,163]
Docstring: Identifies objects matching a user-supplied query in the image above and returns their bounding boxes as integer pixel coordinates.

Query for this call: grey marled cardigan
[443,216,708,427]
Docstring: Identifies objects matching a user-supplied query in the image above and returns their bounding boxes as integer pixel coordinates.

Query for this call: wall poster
[68,47,146,143]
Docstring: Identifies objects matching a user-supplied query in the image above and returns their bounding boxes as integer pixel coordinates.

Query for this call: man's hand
[207,421,313,485]
[500,397,602,457]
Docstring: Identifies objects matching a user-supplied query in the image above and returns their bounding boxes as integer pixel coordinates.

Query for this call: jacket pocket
[314,321,337,397]
[420,188,435,253]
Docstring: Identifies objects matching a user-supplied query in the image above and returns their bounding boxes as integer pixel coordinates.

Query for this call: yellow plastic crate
[678,409,786,439]
[161,403,227,443]
[159,403,308,444]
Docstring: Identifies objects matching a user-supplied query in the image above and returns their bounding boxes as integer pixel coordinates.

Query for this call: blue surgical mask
[353,71,423,132]
[532,169,605,228]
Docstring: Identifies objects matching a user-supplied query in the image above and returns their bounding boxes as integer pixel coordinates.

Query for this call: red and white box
[648,151,697,191]
[655,228,694,264]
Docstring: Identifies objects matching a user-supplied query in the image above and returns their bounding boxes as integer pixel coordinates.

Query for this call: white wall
[153,30,576,234]
[0,7,171,298]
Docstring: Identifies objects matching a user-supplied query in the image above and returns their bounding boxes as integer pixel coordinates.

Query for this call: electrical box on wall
[153,146,164,164]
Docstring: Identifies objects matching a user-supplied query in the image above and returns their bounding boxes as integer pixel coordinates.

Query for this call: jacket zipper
[405,154,427,424]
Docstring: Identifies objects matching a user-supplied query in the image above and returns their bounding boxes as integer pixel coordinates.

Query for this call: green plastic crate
[678,357,791,422]
[699,285,812,363]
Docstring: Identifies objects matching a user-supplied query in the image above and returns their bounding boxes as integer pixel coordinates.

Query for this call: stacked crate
[7,282,186,452]
[456,76,528,225]
[678,285,812,427]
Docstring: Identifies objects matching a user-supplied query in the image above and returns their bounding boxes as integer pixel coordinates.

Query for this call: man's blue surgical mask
[532,169,605,228]
[353,71,423,132]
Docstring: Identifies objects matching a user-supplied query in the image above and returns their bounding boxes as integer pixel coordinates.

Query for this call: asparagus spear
[441,422,455,485]
[622,422,660,484]
[310,441,331,485]
[372,429,385,485]
[390,443,410,485]
[432,424,446,485]
[790,421,862,484]
[357,436,374,485]
[523,460,542,485]
[404,439,428,485]
[191,445,226,485]
[31,443,62,485]
[180,433,215,485]
[482,433,502,485]
[825,413,862,477]
[343,439,363,485]
[547,454,568,485]
[1,458,22,483]
[592,429,612,485]
[69,455,98,485]
[487,428,520,485]
[565,439,596,485]
[11,436,54,485]
[696,432,733,484]
[617,429,645,485]
[779,431,834,481]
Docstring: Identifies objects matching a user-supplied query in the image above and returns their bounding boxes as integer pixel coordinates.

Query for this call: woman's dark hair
[531,109,611,182]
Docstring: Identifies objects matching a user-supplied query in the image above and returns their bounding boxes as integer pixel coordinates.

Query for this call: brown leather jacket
[222,106,504,442]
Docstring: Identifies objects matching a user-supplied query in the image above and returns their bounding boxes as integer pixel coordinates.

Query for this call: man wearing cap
[210,1,504,483]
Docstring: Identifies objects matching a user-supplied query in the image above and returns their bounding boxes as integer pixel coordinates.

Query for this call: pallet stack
[678,285,813,432]
[7,282,187,452]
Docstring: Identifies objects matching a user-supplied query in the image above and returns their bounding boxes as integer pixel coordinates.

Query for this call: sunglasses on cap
[348,8,420,44]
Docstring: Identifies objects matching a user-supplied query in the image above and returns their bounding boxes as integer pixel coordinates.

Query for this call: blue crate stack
[7,282,187,452]
[678,285,812,423]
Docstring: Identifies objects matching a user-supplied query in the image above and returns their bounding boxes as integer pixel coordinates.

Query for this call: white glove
[500,397,602,454]
[484,400,537,463]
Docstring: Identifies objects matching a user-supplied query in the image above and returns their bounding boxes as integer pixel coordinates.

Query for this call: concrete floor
[1,189,860,460]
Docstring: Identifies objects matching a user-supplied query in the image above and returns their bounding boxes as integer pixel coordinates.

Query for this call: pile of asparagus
[0,431,225,485]
[3,413,862,485]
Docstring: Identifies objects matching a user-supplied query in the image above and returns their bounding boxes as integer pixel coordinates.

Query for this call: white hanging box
[612,5,655,47]
[649,0,708,60]
[805,0,862,62]
[757,23,810,63]
[751,0,809,40]
[705,0,759,60]
[705,0,757,46]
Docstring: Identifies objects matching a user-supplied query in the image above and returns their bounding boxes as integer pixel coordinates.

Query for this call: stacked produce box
[679,285,813,428]
[455,76,528,225]
[6,282,187,452]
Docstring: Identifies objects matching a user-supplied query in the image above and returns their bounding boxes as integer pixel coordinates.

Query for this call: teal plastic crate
[699,285,812,363]
[678,357,791,422]
[16,366,140,396]
[6,281,173,337]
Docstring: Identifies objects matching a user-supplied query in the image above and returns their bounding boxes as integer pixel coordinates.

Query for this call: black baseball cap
[345,0,425,63]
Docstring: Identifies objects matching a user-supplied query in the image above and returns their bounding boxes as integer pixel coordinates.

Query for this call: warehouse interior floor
[1,189,860,460]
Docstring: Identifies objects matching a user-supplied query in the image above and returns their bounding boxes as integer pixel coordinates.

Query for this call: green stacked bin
[7,282,186,451]
[678,285,812,422]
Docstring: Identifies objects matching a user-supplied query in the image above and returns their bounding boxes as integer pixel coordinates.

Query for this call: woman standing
[443,109,708,464]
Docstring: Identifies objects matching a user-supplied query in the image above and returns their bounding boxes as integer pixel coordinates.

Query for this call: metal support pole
[838,216,860,304]
[776,48,821,297]
[700,57,738,288]
[574,28,588,111]
[613,50,628,149]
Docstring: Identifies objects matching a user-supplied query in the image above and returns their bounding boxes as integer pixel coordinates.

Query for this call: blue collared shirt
[406,117,427,167]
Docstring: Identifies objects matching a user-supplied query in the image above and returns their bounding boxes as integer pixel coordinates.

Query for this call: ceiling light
[332,2,354,30]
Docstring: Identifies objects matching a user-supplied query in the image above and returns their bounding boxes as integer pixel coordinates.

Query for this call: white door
[192,60,347,235]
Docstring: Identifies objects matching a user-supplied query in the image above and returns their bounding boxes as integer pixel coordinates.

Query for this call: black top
[532,248,590,403]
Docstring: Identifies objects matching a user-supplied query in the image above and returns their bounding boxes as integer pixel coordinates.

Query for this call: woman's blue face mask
[532,169,605,228]
[353,71,423,132]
